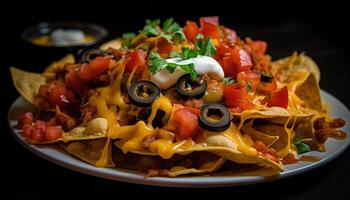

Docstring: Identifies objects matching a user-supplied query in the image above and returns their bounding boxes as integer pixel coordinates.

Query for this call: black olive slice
[176,74,207,99]
[128,80,160,107]
[79,48,107,63]
[259,72,274,83]
[199,103,231,132]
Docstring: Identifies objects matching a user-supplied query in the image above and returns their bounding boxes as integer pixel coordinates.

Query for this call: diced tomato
[22,124,34,139]
[217,43,232,57]
[173,108,199,141]
[258,79,277,94]
[66,69,84,93]
[18,112,33,129]
[38,85,49,97]
[253,140,267,152]
[34,120,47,133]
[78,57,111,83]
[220,47,253,77]
[156,38,173,57]
[232,47,253,73]
[223,82,255,111]
[200,16,221,39]
[31,129,46,142]
[125,49,147,74]
[282,154,298,164]
[183,21,199,42]
[220,55,236,77]
[222,27,237,43]
[246,39,267,55]
[237,71,261,93]
[267,86,289,109]
[48,84,75,108]
[45,126,63,141]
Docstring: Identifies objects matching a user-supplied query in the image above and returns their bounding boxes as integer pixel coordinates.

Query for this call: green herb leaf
[160,34,173,43]
[166,63,197,80]
[293,137,311,154]
[247,81,252,93]
[169,51,182,58]
[196,33,204,40]
[148,52,167,75]
[182,47,198,60]
[138,43,150,51]
[143,19,161,36]
[174,30,186,41]
[197,38,216,56]
[148,52,197,79]
[122,32,136,39]
[223,77,235,84]
[162,18,181,33]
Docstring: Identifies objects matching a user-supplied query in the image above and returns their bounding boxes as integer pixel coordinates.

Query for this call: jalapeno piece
[199,103,231,132]
[128,80,161,107]
[176,74,207,99]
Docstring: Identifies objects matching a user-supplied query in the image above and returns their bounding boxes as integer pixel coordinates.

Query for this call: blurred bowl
[21,21,108,69]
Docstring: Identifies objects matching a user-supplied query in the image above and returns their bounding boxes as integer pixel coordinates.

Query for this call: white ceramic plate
[7,90,350,187]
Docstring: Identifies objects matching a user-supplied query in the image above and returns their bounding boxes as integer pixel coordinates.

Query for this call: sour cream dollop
[151,56,224,89]
[51,29,85,46]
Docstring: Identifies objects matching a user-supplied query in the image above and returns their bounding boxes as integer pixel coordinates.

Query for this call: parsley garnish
[138,43,150,51]
[197,37,216,57]
[182,47,199,60]
[142,18,185,44]
[148,52,167,75]
[293,137,311,154]
[223,77,235,84]
[122,32,136,39]
[169,51,182,58]
[148,52,197,80]
[142,19,161,36]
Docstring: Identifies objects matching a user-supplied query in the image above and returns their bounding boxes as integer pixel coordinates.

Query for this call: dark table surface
[2,1,350,198]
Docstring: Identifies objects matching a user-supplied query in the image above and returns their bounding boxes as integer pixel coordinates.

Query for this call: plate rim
[7,90,350,187]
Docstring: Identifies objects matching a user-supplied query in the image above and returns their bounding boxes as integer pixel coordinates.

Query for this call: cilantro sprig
[293,137,311,154]
[148,52,197,80]
[142,18,186,44]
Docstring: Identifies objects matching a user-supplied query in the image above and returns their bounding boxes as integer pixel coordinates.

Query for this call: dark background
[2,0,349,198]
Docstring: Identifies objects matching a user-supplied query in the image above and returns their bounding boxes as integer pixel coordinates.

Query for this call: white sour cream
[151,56,224,89]
[51,29,85,46]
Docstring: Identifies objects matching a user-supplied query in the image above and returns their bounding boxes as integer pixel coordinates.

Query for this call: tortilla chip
[44,54,75,73]
[10,67,47,105]
[60,138,115,167]
[100,38,122,50]
[254,123,289,152]
[115,124,284,172]
[241,125,279,148]
[63,118,108,141]
[272,53,320,83]
[295,73,323,111]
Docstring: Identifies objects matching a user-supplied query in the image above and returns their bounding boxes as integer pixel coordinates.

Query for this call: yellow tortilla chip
[115,124,284,172]
[241,125,279,148]
[295,73,323,111]
[10,67,47,105]
[272,52,320,83]
[254,123,289,152]
[60,138,115,167]
[100,38,122,50]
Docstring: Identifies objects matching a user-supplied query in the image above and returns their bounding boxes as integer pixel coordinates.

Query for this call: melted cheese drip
[278,116,297,157]
[127,66,137,88]
[89,64,184,165]
[225,124,257,156]
[204,124,257,156]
